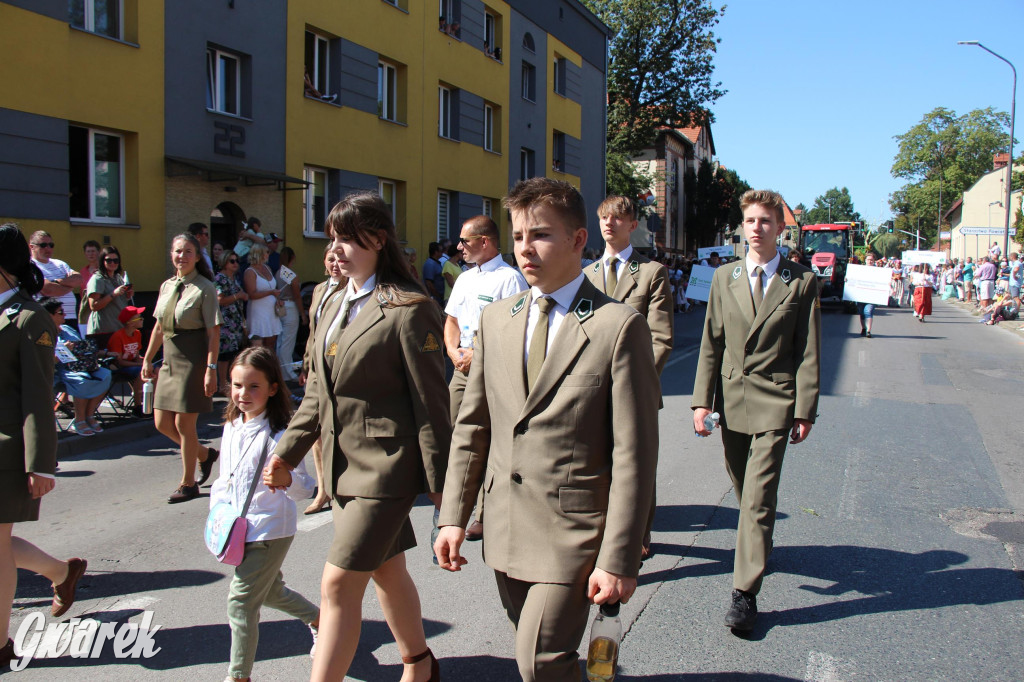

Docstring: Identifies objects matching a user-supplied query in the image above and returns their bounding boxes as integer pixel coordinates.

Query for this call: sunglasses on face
[227,258,239,264]
[33,242,55,248]
[458,236,483,246]
[104,257,120,263]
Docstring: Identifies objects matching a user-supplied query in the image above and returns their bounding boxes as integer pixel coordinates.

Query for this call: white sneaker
[309,624,318,659]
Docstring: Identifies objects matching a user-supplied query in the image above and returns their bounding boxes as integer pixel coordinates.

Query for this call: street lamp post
[958,41,1016,258]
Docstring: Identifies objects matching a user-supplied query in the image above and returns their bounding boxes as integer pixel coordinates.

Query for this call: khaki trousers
[449,368,484,521]
[721,426,789,595]
[494,571,591,682]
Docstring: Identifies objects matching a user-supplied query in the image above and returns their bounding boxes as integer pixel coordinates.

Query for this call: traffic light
[886,220,894,234]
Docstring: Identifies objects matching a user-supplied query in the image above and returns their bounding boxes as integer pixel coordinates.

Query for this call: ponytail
[0,223,45,295]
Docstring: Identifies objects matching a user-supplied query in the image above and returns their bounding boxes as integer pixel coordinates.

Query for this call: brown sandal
[402,648,440,681]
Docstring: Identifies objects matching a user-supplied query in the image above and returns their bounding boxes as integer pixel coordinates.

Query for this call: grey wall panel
[564,132,582,178]
[508,14,547,186]
[331,169,378,207]
[508,0,609,69]
[459,90,484,148]
[460,0,486,52]
[164,1,288,172]
[0,108,69,220]
[339,39,378,115]
[458,191,481,227]
[579,60,606,244]
[4,0,65,21]
[564,59,582,104]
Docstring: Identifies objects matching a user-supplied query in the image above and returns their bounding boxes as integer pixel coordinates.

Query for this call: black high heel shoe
[402,648,440,681]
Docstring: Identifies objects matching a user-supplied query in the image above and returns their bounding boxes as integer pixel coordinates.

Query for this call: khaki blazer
[301,279,342,376]
[0,291,58,477]
[585,253,674,373]
[276,285,451,498]
[691,260,821,434]
[438,278,660,584]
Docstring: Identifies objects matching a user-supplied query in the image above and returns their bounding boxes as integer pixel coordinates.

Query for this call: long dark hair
[324,192,427,305]
[0,223,45,295]
[98,245,124,279]
[171,232,214,281]
[223,347,293,432]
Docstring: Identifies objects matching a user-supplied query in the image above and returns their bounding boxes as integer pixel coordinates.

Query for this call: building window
[522,32,535,53]
[484,104,495,152]
[553,56,567,96]
[378,61,398,121]
[304,167,328,236]
[519,148,535,181]
[69,125,124,222]
[379,179,397,220]
[70,0,121,39]
[484,11,501,60]
[439,85,453,139]
[439,0,460,38]
[437,190,450,241]
[304,31,334,101]
[521,62,536,102]
[552,131,566,172]
[482,198,493,218]
[206,47,241,116]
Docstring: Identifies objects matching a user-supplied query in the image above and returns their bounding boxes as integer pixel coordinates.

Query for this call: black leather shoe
[168,484,200,503]
[197,447,220,486]
[0,638,15,667]
[724,589,757,631]
[465,519,484,541]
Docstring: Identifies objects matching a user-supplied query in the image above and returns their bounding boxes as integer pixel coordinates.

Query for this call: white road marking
[858,349,867,368]
[297,512,334,533]
[854,381,870,407]
[93,595,161,621]
[805,651,844,682]
[663,346,699,370]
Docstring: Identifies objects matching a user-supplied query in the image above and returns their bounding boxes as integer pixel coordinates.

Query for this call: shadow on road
[15,568,225,602]
[619,674,799,681]
[652,504,788,534]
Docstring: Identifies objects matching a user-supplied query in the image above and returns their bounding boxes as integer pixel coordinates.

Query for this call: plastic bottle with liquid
[430,507,441,566]
[696,411,720,437]
[586,601,621,682]
[142,379,154,415]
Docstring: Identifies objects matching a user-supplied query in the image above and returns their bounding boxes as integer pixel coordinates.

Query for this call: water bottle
[586,602,621,681]
[696,411,719,437]
[430,507,441,566]
[142,379,154,415]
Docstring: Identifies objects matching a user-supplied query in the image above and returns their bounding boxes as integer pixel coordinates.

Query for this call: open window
[69,125,124,222]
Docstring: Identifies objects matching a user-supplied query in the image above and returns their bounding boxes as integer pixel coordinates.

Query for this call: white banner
[686,265,717,302]
[842,264,894,305]
[697,245,734,260]
[901,250,947,266]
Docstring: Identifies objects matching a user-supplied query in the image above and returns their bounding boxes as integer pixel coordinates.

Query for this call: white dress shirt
[523,272,585,366]
[209,411,315,542]
[745,251,782,298]
[445,254,528,348]
[602,244,633,284]
[323,274,376,352]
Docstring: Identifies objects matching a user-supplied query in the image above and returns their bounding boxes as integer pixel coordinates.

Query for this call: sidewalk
[941,293,1024,337]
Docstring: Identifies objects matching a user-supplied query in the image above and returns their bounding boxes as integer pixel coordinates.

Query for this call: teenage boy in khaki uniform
[692,189,821,632]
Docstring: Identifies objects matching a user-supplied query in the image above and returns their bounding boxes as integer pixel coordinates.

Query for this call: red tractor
[796,222,860,309]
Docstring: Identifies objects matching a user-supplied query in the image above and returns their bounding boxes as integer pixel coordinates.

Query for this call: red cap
[118,305,146,324]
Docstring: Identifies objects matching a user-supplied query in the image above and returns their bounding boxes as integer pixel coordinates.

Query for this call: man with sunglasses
[29,231,82,320]
[443,215,527,541]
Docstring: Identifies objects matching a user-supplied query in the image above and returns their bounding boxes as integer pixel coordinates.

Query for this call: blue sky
[710,0,1023,226]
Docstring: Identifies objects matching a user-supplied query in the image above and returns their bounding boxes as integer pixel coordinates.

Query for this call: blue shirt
[423,257,445,303]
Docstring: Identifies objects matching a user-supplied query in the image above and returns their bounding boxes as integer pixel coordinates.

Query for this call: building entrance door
[210,201,246,257]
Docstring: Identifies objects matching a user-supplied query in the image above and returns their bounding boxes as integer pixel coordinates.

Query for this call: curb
[57,402,226,459]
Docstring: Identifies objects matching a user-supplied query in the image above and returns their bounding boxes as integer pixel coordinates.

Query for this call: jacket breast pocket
[558,486,609,513]
[721,363,734,379]
[562,373,600,388]
[364,416,415,438]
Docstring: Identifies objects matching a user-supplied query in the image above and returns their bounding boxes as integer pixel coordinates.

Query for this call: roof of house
[676,122,716,156]
[782,201,798,227]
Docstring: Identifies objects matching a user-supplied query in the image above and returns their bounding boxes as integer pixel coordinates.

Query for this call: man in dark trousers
[692,189,821,632]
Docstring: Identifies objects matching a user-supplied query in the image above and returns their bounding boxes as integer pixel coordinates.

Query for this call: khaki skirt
[154,329,212,414]
[0,471,41,523]
[327,495,418,571]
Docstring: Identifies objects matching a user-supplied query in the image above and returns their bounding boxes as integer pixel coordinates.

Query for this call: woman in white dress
[244,243,282,352]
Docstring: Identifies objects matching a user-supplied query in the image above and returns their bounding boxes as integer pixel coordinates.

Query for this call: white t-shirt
[444,254,528,348]
[32,257,76,318]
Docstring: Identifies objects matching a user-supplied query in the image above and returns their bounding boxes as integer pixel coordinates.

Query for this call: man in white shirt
[443,215,528,540]
[29,231,81,319]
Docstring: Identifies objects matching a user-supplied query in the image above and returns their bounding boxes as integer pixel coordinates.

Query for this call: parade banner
[686,265,716,302]
[901,250,947,266]
[842,264,894,305]
[697,245,734,260]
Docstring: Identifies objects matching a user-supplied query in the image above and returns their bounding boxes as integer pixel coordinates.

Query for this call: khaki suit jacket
[0,291,58,477]
[301,279,342,376]
[276,286,451,498]
[585,252,674,373]
[438,278,660,584]
[691,259,821,434]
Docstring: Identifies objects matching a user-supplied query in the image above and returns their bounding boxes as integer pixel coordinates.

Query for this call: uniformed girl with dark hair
[263,192,450,682]
[142,232,223,503]
[0,224,87,668]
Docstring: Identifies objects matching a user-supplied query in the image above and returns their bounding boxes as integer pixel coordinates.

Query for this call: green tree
[793,202,807,226]
[582,0,726,195]
[890,107,1014,245]
[803,187,863,225]
[683,163,747,245]
[869,232,903,258]
[720,167,751,229]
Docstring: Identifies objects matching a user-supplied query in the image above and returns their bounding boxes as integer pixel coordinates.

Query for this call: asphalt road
[7,298,1024,680]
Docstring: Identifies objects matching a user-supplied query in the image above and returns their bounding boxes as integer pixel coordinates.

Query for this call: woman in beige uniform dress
[142,233,223,503]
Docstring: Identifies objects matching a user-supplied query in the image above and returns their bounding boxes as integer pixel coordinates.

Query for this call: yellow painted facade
[546,35,582,188]
[0,1,166,291]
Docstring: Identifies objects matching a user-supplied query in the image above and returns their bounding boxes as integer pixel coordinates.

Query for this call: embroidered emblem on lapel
[421,332,441,352]
[510,295,527,317]
[35,331,54,348]
[732,266,742,280]
[5,303,22,319]
[573,298,594,322]
[780,268,792,284]
[592,262,601,273]
[629,260,639,274]
[376,292,390,306]
[326,342,338,357]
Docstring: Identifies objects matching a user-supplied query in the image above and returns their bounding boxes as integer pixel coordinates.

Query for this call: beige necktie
[752,266,764,313]
[526,296,556,393]
[325,290,368,370]
[605,258,619,295]
[161,279,184,338]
